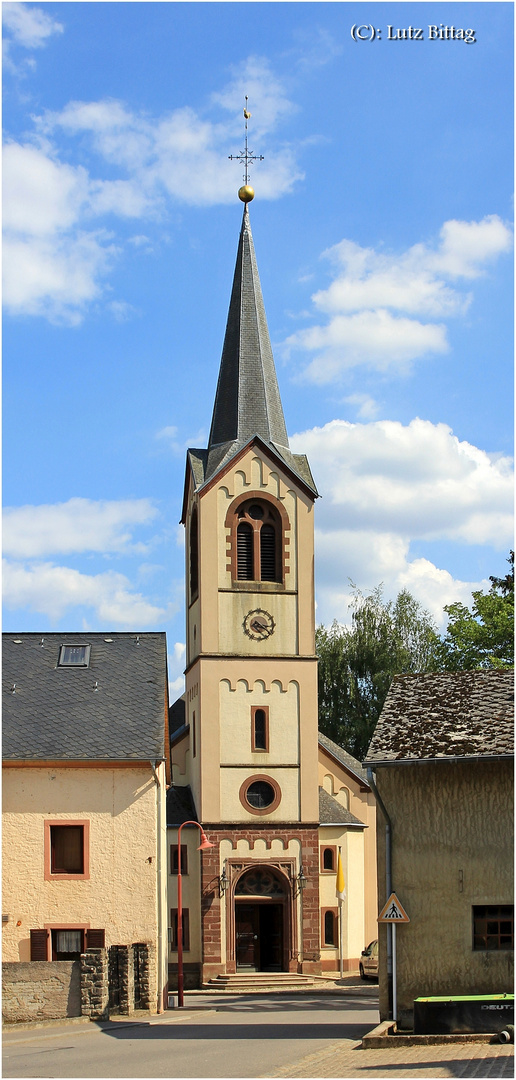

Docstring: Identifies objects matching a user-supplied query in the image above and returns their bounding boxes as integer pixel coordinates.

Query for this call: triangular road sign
[378,892,410,923]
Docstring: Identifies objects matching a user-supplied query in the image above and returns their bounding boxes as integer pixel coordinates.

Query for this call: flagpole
[338,846,344,981]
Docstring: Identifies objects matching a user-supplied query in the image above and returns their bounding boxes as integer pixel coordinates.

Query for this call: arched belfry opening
[232,865,290,972]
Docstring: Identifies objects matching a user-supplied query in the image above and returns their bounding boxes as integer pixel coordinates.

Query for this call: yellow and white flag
[336,850,346,901]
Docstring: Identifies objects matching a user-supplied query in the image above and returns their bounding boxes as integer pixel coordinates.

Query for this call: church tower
[179,191,322,981]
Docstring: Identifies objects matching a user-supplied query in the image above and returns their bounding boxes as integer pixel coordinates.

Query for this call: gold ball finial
[238,185,255,203]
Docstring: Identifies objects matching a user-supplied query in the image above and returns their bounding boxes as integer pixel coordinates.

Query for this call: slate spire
[205,205,290,480]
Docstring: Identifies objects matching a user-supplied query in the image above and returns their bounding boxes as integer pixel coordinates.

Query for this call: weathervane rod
[229,96,264,203]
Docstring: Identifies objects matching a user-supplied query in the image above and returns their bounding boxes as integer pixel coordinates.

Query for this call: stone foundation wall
[3,942,156,1025]
[2,961,81,1023]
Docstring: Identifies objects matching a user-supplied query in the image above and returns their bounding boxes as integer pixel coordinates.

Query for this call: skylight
[58,645,91,668]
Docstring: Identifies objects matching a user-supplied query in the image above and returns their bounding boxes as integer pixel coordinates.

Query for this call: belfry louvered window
[260,525,276,581]
[235,501,281,583]
[237,523,253,579]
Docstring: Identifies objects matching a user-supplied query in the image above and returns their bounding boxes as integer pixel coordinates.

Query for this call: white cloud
[3,143,119,322]
[156,425,208,456]
[291,310,448,382]
[212,55,295,135]
[3,143,90,236]
[343,394,380,420]
[41,95,301,208]
[2,560,166,626]
[286,216,512,380]
[291,418,513,627]
[3,497,159,558]
[3,59,302,321]
[3,3,63,49]
[168,643,186,699]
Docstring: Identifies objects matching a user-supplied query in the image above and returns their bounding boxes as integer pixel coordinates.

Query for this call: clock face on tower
[243,609,275,641]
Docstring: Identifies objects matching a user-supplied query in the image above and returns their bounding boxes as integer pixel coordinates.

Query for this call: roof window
[58,645,91,668]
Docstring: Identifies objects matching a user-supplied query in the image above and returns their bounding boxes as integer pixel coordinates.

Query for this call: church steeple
[206,205,290,481]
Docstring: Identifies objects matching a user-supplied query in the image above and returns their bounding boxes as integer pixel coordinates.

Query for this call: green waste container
[414,994,514,1035]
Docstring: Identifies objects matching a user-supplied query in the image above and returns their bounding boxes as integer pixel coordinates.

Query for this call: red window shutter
[85,929,105,949]
[30,928,49,961]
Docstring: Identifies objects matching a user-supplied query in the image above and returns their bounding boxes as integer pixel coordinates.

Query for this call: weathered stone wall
[80,949,109,1020]
[3,961,80,1023]
[375,758,514,1026]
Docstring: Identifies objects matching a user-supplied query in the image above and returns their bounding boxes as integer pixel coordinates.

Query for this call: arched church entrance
[234,866,289,972]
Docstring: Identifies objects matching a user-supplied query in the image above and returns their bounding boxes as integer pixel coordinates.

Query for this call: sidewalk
[265,1036,514,1079]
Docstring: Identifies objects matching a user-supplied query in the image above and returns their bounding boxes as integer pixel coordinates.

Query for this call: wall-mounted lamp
[219,865,229,896]
[297,865,307,894]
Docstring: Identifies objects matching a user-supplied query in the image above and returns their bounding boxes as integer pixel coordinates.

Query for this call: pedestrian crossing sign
[378,893,410,923]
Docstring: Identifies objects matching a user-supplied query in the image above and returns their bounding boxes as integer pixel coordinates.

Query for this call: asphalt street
[3,991,379,1079]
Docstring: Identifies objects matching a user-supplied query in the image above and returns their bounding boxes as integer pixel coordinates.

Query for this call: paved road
[3,992,378,1079]
[4,992,513,1080]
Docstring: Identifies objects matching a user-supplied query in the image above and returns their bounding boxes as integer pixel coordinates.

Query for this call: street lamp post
[176,820,214,1008]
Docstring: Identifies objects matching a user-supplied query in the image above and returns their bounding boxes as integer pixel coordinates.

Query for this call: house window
[44,821,90,880]
[51,826,83,874]
[30,927,105,961]
[170,845,188,875]
[227,496,287,584]
[58,644,91,667]
[473,905,514,950]
[190,508,199,600]
[52,928,84,959]
[251,706,269,752]
[169,909,190,950]
[322,847,336,872]
[322,909,338,946]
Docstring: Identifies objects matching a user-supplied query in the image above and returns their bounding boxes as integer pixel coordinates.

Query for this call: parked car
[359,939,378,980]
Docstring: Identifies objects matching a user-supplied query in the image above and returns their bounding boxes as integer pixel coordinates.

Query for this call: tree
[316,587,440,760]
[437,551,514,671]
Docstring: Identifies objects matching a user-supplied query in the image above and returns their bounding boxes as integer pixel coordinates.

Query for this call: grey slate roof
[318,731,369,785]
[166,785,198,827]
[199,207,317,496]
[319,787,365,827]
[2,632,167,762]
[365,670,514,765]
[169,695,186,737]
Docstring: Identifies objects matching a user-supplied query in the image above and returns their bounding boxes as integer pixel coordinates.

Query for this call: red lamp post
[176,820,214,1008]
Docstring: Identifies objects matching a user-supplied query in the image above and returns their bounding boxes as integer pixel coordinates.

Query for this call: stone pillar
[109,945,134,1015]
[200,837,225,984]
[300,828,322,975]
[80,949,109,1020]
[133,942,155,1011]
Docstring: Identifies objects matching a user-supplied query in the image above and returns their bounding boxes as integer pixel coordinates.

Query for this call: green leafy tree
[316,587,440,759]
[437,552,514,671]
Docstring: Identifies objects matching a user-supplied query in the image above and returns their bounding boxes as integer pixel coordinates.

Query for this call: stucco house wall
[2,762,166,1009]
[375,758,514,1024]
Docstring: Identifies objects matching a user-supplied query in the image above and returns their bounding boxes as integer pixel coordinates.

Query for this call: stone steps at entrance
[202,973,318,991]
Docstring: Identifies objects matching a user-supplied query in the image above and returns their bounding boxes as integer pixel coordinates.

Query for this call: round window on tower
[239,775,281,816]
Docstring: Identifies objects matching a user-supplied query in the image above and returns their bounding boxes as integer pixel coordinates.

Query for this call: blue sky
[3,1,513,695]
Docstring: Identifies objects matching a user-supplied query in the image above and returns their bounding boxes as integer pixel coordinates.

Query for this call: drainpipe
[367,767,393,1020]
[151,760,165,1012]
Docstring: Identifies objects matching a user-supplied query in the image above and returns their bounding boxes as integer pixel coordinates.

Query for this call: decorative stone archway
[225,860,297,974]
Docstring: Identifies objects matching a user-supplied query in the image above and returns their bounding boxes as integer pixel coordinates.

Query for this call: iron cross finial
[229,96,264,187]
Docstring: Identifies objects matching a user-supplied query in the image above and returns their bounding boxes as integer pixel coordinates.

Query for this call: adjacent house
[2,632,170,1014]
[364,670,514,1028]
